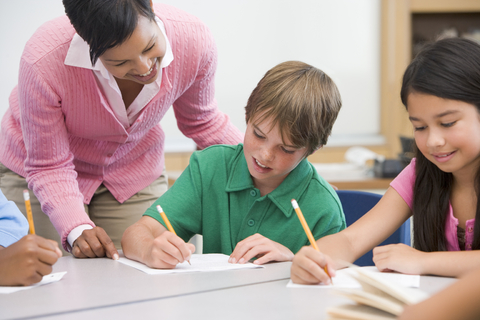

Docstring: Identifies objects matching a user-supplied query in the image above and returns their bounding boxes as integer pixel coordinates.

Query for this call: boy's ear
[309,145,323,156]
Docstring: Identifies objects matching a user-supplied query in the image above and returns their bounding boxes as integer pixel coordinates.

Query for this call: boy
[122,61,345,269]
[0,190,62,286]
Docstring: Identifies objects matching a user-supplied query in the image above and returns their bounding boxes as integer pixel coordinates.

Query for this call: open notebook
[327,268,429,320]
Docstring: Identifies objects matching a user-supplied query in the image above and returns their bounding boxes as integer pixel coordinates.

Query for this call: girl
[291,37,480,285]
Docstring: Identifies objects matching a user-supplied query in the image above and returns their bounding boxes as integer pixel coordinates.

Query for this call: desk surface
[1,256,290,320]
[33,269,456,320]
[2,256,457,320]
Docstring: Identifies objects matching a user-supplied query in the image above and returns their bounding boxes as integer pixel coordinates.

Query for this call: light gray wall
[0,0,381,150]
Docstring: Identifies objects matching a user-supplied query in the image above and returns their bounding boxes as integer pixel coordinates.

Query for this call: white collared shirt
[64,16,174,129]
[63,16,174,249]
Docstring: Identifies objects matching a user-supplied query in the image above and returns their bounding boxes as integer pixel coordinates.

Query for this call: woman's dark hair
[63,0,155,65]
[400,38,480,252]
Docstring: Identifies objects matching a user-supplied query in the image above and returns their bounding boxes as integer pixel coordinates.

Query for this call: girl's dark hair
[400,38,480,252]
[63,0,155,65]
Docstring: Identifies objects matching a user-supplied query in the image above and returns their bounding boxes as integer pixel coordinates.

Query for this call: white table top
[1,256,290,320]
[1,255,458,320]
[31,270,457,320]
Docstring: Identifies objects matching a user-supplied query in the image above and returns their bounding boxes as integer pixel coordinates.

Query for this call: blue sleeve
[0,190,28,247]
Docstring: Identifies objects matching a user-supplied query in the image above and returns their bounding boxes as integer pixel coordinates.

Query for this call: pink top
[390,158,475,251]
[0,3,243,249]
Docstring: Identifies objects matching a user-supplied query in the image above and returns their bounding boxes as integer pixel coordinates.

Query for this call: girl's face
[243,115,306,195]
[99,15,166,85]
[408,92,480,179]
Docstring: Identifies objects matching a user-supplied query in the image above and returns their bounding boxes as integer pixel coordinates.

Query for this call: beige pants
[0,163,168,255]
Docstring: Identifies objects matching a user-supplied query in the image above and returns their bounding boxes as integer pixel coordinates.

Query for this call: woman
[0,0,243,259]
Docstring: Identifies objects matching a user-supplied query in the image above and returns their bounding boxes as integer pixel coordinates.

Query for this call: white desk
[1,256,456,320]
[1,256,290,320]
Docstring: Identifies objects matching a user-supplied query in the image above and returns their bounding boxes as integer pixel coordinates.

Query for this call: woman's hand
[229,233,294,265]
[373,243,426,274]
[0,234,62,286]
[143,231,195,269]
[72,227,119,260]
[290,246,336,285]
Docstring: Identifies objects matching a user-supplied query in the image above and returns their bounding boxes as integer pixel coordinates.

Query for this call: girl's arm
[291,187,411,284]
[374,245,480,277]
[399,268,480,320]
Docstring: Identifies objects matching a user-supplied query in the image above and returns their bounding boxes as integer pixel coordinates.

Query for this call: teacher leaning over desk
[0,0,243,259]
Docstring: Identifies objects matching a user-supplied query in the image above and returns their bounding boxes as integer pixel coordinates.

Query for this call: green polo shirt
[144,144,345,255]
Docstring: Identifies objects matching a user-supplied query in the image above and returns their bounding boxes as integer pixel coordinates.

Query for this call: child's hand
[228,233,294,265]
[144,231,195,269]
[0,234,62,286]
[290,246,336,285]
[373,243,425,274]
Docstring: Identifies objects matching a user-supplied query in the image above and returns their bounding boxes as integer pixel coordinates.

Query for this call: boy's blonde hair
[245,61,342,156]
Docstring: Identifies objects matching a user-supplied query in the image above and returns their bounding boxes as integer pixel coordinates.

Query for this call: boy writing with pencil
[122,61,345,270]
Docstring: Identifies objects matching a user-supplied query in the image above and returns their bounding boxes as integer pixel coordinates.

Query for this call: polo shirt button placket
[250,190,256,197]
[247,219,255,227]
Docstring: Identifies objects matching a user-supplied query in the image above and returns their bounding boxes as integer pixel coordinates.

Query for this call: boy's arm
[229,233,294,265]
[121,216,194,269]
[0,234,62,286]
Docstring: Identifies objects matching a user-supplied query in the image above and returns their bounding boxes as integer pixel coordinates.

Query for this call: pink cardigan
[0,3,243,249]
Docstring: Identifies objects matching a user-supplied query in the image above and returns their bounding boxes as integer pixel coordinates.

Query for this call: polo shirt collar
[225,145,313,218]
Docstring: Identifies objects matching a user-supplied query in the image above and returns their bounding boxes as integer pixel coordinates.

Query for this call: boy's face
[243,115,306,194]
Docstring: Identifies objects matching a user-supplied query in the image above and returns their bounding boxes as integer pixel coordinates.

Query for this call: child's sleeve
[307,185,346,242]
[0,190,29,247]
[143,152,204,242]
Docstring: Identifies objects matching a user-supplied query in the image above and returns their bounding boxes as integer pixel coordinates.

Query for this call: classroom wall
[0,0,381,150]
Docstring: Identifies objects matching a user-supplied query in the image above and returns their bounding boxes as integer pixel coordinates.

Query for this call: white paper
[118,253,264,274]
[287,266,420,288]
[0,271,67,294]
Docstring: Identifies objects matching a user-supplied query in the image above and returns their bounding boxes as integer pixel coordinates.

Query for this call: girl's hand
[290,246,336,285]
[229,233,294,265]
[373,243,425,274]
[144,231,195,269]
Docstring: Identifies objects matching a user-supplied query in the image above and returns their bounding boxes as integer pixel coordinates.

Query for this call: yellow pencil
[156,205,190,265]
[291,199,332,282]
[23,190,35,235]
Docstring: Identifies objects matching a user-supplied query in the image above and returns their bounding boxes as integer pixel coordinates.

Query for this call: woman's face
[99,15,166,85]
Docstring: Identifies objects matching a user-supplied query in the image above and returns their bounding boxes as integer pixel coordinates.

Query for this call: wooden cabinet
[380,0,480,157]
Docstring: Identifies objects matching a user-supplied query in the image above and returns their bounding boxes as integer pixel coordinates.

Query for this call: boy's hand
[290,246,336,285]
[228,233,294,265]
[373,243,425,274]
[144,231,195,269]
[0,234,62,286]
